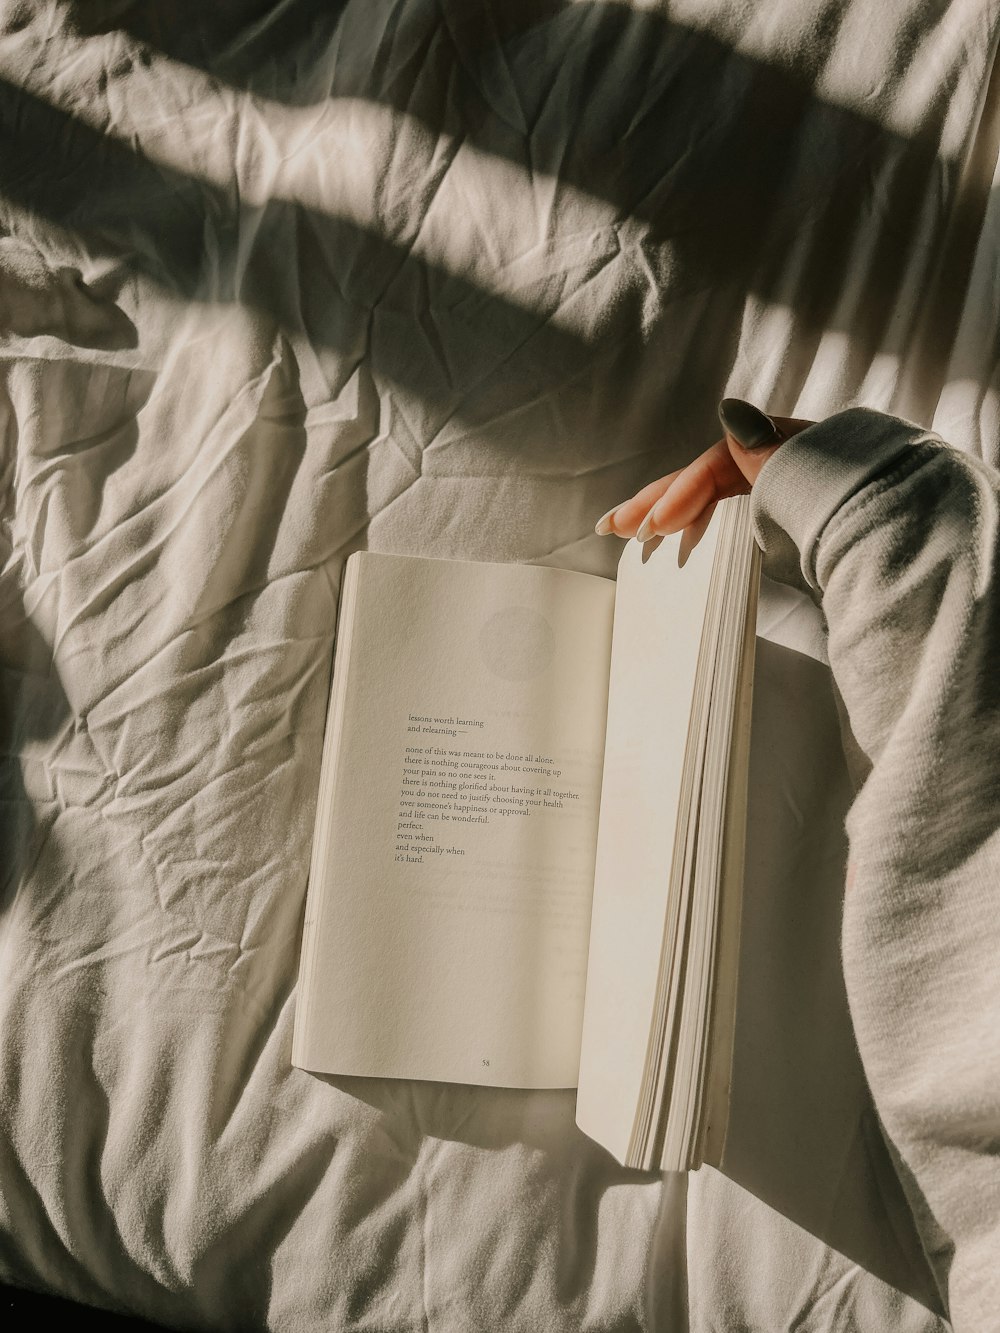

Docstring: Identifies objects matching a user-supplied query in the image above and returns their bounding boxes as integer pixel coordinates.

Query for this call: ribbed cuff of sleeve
[750,408,941,593]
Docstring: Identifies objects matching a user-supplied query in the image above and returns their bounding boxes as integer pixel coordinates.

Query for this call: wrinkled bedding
[1,1,999,1328]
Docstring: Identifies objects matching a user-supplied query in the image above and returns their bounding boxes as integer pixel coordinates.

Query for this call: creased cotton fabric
[0,1,998,1329]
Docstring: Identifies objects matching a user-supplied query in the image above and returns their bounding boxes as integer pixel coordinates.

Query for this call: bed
[1,1,997,1328]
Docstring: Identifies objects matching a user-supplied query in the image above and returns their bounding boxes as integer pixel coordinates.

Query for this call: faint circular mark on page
[478,606,555,680]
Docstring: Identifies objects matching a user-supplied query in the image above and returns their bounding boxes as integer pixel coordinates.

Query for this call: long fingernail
[718,398,783,449]
[636,510,656,542]
[594,506,617,536]
[677,525,698,568]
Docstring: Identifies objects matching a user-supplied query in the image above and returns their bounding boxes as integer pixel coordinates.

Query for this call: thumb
[718,399,814,486]
[726,435,783,487]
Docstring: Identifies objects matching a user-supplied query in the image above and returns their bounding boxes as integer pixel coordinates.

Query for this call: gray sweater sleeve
[750,408,1000,1332]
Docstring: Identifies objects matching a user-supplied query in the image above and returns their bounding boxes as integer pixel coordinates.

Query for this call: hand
[595,400,815,555]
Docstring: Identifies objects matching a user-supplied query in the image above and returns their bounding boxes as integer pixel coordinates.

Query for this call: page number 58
[482,1059,490,1067]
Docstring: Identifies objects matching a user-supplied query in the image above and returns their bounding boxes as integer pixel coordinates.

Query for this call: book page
[575,526,720,1162]
[293,552,616,1088]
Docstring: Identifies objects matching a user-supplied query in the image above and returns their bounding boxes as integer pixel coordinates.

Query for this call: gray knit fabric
[752,409,1000,1332]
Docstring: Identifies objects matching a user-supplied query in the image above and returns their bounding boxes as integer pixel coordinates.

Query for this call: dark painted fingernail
[718,398,783,449]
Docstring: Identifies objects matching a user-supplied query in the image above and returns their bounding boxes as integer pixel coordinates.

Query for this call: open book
[292,496,760,1173]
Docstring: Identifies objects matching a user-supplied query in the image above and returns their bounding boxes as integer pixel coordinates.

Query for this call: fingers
[595,441,747,544]
[595,411,816,548]
[638,439,750,539]
[594,468,686,538]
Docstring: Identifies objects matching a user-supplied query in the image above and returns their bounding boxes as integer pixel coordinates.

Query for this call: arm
[599,406,1000,1329]
[751,410,1000,1331]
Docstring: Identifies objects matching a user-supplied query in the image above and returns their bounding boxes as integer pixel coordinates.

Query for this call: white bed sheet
[1,1,998,1328]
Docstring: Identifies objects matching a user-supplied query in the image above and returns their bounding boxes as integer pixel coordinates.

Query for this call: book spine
[291,553,362,1066]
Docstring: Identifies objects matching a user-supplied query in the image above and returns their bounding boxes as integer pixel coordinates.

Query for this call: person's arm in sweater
[597,406,1000,1332]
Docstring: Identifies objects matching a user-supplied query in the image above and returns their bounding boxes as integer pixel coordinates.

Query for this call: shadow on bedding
[60,0,993,407]
[321,1072,648,1164]
[0,0,986,452]
[721,637,945,1315]
[0,608,71,918]
[0,237,137,351]
[322,1072,656,1312]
